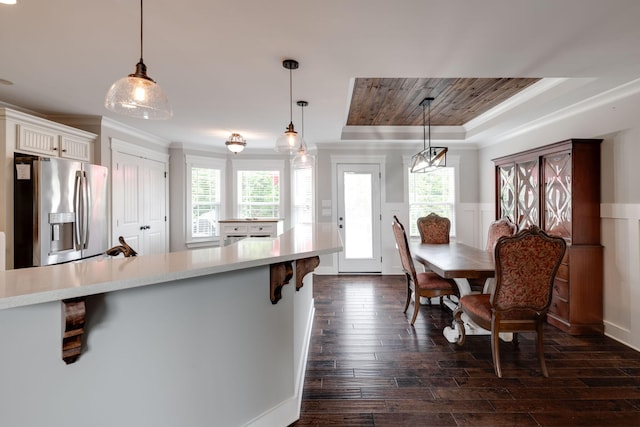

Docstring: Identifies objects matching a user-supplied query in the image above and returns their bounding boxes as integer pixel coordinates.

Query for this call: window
[292,167,314,226]
[407,167,456,238]
[186,156,225,242]
[233,160,285,218]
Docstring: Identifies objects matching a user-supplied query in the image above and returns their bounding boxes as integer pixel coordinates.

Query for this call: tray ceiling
[347,78,541,127]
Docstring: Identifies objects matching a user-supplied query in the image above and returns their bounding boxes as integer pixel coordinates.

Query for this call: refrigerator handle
[82,172,90,248]
[74,171,83,248]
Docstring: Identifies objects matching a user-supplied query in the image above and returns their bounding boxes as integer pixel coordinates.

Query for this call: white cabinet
[15,119,94,161]
[219,219,283,244]
[112,149,168,256]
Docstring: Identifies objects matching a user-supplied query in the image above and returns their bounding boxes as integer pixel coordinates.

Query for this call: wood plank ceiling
[347,78,541,126]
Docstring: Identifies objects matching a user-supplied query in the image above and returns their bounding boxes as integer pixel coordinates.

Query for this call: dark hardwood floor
[291,275,640,426]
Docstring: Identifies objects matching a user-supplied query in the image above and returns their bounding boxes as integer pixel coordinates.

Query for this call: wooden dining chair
[392,215,458,325]
[468,217,518,293]
[453,225,566,377]
[417,212,451,244]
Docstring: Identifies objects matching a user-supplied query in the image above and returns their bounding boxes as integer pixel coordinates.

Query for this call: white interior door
[337,164,382,273]
[112,151,167,255]
[143,158,167,254]
[112,151,143,254]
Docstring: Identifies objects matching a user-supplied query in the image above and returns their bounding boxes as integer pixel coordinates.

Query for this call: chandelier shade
[225,133,246,154]
[104,0,172,120]
[410,97,447,173]
[275,59,302,153]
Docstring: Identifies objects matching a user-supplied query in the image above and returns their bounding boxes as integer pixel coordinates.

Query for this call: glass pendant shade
[225,133,246,154]
[105,63,172,120]
[275,122,301,154]
[292,141,315,169]
[104,0,172,120]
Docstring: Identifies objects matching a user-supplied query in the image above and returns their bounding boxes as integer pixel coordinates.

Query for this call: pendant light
[225,133,246,154]
[292,100,314,169]
[275,59,302,153]
[410,97,447,173]
[105,0,172,120]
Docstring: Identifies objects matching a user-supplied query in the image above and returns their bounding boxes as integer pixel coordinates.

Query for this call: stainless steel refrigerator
[14,154,109,268]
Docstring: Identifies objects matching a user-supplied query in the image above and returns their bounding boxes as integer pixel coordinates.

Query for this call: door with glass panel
[337,164,382,273]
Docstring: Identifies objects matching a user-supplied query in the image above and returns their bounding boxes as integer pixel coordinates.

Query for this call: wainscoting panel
[601,203,640,351]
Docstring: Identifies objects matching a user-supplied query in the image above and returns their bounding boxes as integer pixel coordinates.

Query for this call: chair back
[392,216,417,278]
[417,213,450,244]
[486,217,518,251]
[492,225,566,313]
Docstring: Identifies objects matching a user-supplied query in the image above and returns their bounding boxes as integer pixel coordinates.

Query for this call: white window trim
[403,154,460,238]
[232,159,285,219]
[185,155,226,245]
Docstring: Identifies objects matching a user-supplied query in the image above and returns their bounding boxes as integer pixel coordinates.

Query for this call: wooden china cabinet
[494,139,603,334]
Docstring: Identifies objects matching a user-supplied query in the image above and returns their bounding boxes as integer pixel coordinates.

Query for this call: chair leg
[403,276,411,314]
[536,320,548,377]
[410,291,420,325]
[491,317,502,378]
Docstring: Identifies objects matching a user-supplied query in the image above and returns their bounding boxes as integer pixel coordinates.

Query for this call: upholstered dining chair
[453,225,566,378]
[417,212,451,244]
[392,215,459,325]
[485,216,518,252]
[468,217,518,293]
[416,212,452,305]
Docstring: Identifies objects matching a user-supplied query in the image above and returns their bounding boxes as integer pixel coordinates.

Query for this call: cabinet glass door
[497,164,515,221]
[543,152,572,240]
[516,159,539,229]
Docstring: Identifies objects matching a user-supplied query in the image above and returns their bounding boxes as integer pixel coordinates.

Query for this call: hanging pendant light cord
[289,67,294,125]
[422,101,427,151]
[139,0,144,62]
[427,98,432,153]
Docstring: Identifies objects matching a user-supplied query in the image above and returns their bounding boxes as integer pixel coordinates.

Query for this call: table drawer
[222,224,248,234]
[249,224,275,235]
[549,294,569,320]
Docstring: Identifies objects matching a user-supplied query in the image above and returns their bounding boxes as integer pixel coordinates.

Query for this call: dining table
[411,240,513,343]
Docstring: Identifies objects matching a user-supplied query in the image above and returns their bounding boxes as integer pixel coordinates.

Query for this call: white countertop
[0,223,342,310]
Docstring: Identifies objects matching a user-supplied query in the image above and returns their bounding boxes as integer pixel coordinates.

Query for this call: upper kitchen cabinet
[494,139,603,334]
[3,109,96,162]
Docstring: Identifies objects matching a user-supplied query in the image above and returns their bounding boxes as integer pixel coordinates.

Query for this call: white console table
[219,218,283,244]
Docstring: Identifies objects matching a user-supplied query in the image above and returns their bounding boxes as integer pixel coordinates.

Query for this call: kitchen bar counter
[0,223,342,427]
[0,223,339,310]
